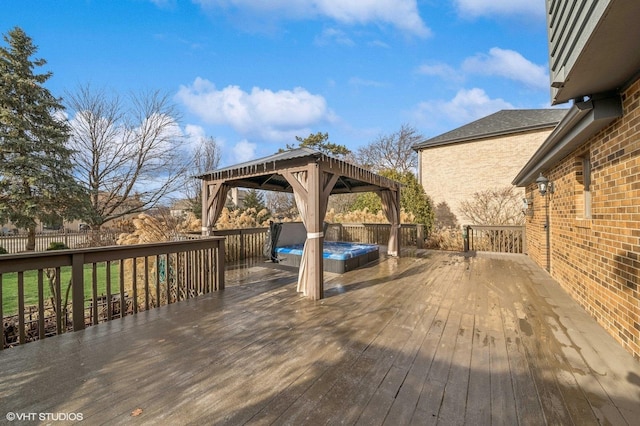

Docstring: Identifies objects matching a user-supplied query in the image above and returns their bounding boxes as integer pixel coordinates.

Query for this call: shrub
[425,227,464,251]
[0,246,8,255]
[46,241,69,251]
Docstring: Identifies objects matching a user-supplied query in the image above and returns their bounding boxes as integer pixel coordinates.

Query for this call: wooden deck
[1,250,639,425]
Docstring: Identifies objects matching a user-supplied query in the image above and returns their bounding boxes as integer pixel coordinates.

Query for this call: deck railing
[464,225,526,254]
[187,223,425,262]
[0,230,120,253]
[0,238,225,350]
[213,228,269,262]
[326,223,424,248]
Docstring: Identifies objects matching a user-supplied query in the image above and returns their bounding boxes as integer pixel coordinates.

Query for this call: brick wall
[418,129,553,224]
[526,78,640,360]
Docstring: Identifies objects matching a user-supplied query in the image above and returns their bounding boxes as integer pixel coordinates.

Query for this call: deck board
[1,251,639,425]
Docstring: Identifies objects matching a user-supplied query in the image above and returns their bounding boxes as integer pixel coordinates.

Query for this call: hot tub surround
[275,241,379,274]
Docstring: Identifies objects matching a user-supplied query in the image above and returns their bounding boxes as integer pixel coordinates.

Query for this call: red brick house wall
[525,78,640,360]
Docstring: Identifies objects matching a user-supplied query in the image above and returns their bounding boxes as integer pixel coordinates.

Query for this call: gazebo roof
[196,147,400,194]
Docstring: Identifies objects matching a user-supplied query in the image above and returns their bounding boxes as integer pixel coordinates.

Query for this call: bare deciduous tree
[265,192,298,219]
[185,136,221,217]
[459,186,524,225]
[357,123,421,173]
[66,85,189,229]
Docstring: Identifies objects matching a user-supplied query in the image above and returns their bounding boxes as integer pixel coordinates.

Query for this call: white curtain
[380,189,400,256]
[204,183,230,233]
[284,168,337,297]
[290,171,310,293]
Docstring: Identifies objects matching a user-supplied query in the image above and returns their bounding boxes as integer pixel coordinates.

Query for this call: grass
[1,263,121,316]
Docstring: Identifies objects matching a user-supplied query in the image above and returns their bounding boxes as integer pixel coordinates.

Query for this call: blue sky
[2,0,553,168]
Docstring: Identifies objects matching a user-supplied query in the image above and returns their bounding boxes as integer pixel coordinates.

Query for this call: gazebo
[197,148,402,300]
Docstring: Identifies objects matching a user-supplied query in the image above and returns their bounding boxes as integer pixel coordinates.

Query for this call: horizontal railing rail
[0,238,225,350]
[464,225,526,254]
[0,230,120,253]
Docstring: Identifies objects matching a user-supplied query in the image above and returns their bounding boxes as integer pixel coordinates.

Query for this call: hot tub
[275,241,379,274]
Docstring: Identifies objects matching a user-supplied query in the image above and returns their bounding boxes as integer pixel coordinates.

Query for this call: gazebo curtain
[284,167,338,298]
[380,189,400,256]
[289,171,310,294]
[202,182,230,234]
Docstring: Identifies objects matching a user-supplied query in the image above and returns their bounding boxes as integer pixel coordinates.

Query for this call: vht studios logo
[6,412,84,422]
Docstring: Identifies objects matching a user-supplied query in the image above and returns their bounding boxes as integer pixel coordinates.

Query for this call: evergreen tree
[242,189,267,211]
[241,189,271,222]
[281,132,351,159]
[0,27,86,250]
[350,170,435,233]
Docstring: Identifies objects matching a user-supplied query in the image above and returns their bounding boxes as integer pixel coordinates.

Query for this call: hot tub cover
[275,241,378,261]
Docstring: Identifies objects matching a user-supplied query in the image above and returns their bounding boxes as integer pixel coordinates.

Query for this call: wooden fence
[0,230,120,253]
[0,238,225,349]
[464,225,526,254]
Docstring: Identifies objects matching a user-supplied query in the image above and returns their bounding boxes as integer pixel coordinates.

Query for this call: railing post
[240,229,246,261]
[417,224,424,249]
[72,252,86,331]
[216,241,225,290]
[463,226,470,252]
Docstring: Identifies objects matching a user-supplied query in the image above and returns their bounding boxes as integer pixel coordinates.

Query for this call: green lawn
[1,263,120,316]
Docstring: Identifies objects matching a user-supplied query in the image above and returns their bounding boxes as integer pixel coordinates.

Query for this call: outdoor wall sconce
[522,198,533,216]
[536,173,554,196]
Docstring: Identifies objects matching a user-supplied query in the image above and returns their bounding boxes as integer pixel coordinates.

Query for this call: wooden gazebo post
[307,162,323,300]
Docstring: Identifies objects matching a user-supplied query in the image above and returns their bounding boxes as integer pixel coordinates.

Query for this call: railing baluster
[155,255,161,308]
[55,267,62,334]
[71,253,85,332]
[92,263,98,325]
[106,261,112,320]
[132,258,138,314]
[18,272,25,345]
[37,270,45,339]
[144,256,150,310]
[119,259,126,317]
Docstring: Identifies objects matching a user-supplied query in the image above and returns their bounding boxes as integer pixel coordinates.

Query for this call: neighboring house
[226,187,246,209]
[513,0,640,360]
[413,109,567,225]
[170,199,193,219]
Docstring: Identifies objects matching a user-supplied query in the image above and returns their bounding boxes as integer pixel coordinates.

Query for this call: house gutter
[512,92,623,187]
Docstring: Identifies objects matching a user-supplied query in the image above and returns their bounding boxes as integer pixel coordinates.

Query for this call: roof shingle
[413,109,569,150]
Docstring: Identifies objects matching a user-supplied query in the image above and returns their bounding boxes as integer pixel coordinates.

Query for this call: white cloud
[454,0,545,19]
[412,88,513,129]
[176,77,336,141]
[416,63,464,83]
[462,48,548,89]
[314,28,355,46]
[233,139,257,162]
[193,0,430,36]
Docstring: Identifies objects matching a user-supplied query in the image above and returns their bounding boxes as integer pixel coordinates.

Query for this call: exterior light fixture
[536,173,554,196]
[522,198,533,216]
